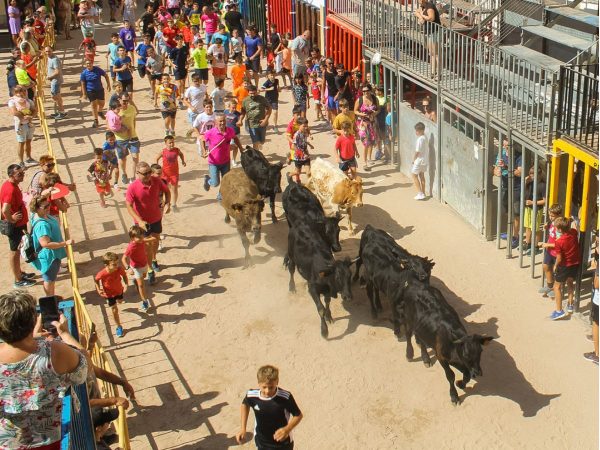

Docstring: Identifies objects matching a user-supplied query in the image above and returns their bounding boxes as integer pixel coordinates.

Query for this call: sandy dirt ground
[0,18,597,450]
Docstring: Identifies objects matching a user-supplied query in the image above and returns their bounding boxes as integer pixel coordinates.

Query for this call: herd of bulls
[219,146,495,405]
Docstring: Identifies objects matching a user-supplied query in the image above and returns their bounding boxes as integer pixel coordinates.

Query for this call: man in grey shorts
[45,46,67,119]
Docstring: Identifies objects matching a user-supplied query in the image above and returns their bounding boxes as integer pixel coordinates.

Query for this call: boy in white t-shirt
[412,121,429,201]
[183,73,208,137]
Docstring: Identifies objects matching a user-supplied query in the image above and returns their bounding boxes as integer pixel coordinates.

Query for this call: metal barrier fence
[327,0,363,28]
[363,0,560,149]
[555,64,599,154]
[35,25,132,450]
[240,0,267,37]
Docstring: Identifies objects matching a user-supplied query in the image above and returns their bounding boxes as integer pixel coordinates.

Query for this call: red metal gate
[267,0,293,36]
[326,15,362,73]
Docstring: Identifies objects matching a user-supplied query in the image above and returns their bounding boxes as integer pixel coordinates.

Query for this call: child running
[291,74,309,118]
[261,70,280,133]
[102,131,123,188]
[291,117,313,183]
[94,252,128,337]
[106,32,121,82]
[335,121,360,179]
[224,98,241,166]
[156,135,186,211]
[236,365,303,449]
[88,147,114,208]
[80,31,97,64]
[122,224,151,312]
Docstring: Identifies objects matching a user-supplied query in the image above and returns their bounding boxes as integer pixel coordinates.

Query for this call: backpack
[20,219,43,263]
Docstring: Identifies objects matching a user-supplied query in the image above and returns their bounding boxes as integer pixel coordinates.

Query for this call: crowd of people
[0,0,597,448]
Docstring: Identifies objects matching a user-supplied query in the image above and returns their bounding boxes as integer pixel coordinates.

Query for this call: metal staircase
[468,0,545,45]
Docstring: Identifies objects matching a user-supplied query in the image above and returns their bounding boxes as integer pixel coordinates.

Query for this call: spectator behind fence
[414,0,440,79]
[0,290,88,450]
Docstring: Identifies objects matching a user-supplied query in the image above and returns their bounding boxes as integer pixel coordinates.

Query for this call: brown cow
[220,168,265,266]
[307,158,364,234]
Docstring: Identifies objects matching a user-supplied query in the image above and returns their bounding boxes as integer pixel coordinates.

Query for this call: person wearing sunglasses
[28,195,74,296]
[28,155,76,198]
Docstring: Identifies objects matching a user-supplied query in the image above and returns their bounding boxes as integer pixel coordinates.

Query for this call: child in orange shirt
[276,39,293,87]
[230,55,246,90]
[94,252,128,338]
[233,80,250,112]
[156,135,186,210]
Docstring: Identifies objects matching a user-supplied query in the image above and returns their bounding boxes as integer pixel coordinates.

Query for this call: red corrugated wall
[326,15,362,73]
[267,0,294,36]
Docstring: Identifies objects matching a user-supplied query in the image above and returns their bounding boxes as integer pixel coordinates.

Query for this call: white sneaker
[414,192,426,200]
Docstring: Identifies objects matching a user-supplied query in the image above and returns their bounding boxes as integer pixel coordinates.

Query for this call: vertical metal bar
[518,145,526,267]
[507,130,514,259]
[531,156,539,278]
[496,133,504,248]
[564,154,575,218]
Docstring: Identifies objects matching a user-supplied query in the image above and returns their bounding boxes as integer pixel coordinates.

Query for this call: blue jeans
[208,162,230,200]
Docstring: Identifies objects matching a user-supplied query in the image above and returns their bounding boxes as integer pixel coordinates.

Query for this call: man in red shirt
[334,121,360,179]
[125,161,170,285]
[550,216,581,320]
[0,164,35,288]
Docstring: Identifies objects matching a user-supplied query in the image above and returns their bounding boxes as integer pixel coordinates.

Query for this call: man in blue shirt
[113,46,134,96]
[79,59,111,127]
[244,25,263,86]
[135,34,154,79]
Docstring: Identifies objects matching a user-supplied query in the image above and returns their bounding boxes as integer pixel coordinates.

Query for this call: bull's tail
[283,254,290,269]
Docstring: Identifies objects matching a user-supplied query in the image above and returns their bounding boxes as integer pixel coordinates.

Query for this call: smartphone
[39,296,60,336]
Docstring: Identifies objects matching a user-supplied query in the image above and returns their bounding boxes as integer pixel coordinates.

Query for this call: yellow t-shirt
[332,111,357,135]
[116,105,137,140]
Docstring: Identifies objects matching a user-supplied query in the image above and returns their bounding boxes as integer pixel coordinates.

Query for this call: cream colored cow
[307,158,364,234]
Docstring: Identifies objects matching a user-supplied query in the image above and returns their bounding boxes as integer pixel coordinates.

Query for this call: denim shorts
[50,79,61,96]
[187,110,198,125]
[42,258,61,282]
[116,138,141,155]
[248,126,266,144]
[16,123,34,143]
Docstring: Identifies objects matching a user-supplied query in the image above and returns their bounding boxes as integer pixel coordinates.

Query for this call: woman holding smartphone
[0,290,88,450]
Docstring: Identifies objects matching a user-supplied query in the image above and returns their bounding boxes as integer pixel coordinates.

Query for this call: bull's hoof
[320,326,329,339]
[456,380,467,390]
[288,284,296,293]
[406,349,414,361]
[451,396,461,406]
[423,360,433,368]
[224,215,231,224]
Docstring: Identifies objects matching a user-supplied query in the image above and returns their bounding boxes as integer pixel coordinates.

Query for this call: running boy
[88,147,114,208]
[335,121,360,178]
[261,70,280,133]
[106,32,120,82]
[236,365,303,449]
[156,135,186,211]
[103,131,127,186]
[122,224,151,312]
[135,33,153,80]
[113,46,134,96]
[95,252,128,337]
[224,98,241,166]
[549,217,581,320]
[119,19,137,63]
[291,117,313,183]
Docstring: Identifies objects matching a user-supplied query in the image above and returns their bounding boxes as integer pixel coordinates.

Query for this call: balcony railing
[327,0,362,28]
[364,0,562,148]
[555,64,599,153]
